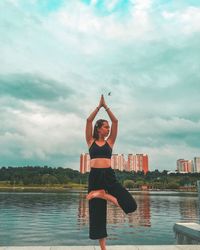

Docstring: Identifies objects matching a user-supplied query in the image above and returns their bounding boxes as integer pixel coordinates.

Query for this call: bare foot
[86,190,120,207]
[86,189,106,200]
[104,193,120,207]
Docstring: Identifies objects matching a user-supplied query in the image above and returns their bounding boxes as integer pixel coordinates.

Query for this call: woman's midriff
[90,158,111,168]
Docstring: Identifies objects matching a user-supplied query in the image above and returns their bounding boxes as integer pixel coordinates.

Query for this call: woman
[85,94,137,250]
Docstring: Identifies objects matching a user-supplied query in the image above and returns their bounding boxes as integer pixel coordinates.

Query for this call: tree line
[0,166,200,189]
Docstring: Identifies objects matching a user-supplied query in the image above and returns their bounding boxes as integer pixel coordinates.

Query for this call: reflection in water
[77,193,89,226]
[77,192,151,228]
[179,197,199,222]
[132,192,151,227]
[0,191,199,245]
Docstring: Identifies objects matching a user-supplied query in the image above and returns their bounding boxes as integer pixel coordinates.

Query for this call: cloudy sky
[0,0,200,171]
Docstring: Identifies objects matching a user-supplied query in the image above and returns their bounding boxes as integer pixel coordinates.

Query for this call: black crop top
[89,140,112,159]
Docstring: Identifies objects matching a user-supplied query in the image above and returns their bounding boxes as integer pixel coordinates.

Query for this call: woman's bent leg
[87,190,119,207]
[107,182,137,214]
[103,193,119,207]
[86,189,105,200]
[104,168,137,214]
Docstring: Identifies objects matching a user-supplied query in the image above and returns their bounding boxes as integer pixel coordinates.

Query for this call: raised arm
[102,95,118,146]
[85,97,102,146]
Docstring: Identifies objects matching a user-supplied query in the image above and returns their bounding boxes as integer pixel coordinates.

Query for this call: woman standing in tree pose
[85,94,137,250]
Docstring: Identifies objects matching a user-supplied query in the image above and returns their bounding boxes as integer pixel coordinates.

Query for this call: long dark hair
[93,119,108,140]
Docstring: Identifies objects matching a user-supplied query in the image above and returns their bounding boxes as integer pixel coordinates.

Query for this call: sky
[0,0,200,171]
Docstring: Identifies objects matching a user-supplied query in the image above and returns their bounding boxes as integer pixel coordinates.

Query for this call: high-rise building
[127,154,135,172]
[80,153,127,173]
[194,157,200,173]
[111,154,126,171]
[80,153,149,174]
[127,154,149,174]
[177,159,193,173]
[177,159,184,172]
[188,160,193,172]
[80,153,90,174]
[142,154,149,174]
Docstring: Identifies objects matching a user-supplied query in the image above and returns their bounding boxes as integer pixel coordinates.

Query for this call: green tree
[123,179,135,189]
[166,182,179,189]
[41,174,59,185]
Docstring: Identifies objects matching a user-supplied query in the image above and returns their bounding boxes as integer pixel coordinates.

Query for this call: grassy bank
[0,183,87,192]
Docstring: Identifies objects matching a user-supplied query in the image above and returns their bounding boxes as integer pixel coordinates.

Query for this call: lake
[0,191,199,246]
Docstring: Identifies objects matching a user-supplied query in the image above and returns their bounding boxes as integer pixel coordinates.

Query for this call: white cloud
[1,0,200,170]
[133,0,152,11]
[91,0,98,6]
[105,0,119,11]
[162,7,200,35]
[0,101,84,161]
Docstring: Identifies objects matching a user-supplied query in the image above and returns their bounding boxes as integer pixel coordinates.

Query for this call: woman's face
[98,121,110,137]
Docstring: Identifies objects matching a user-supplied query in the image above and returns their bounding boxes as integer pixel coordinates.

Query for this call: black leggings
[88,167,137,240]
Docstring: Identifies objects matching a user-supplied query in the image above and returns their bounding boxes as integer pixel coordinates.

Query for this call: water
[0,191,199,246]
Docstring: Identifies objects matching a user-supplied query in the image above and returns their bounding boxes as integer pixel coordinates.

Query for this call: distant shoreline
[0,186,86,192]
[0,186,198,193]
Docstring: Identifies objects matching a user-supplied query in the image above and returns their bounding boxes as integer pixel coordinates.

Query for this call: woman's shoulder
[106,139,114,149]
[88,138,95,149]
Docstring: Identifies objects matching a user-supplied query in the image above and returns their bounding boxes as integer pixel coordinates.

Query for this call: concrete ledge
[174,223,200,244]
[0,246,200,250]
